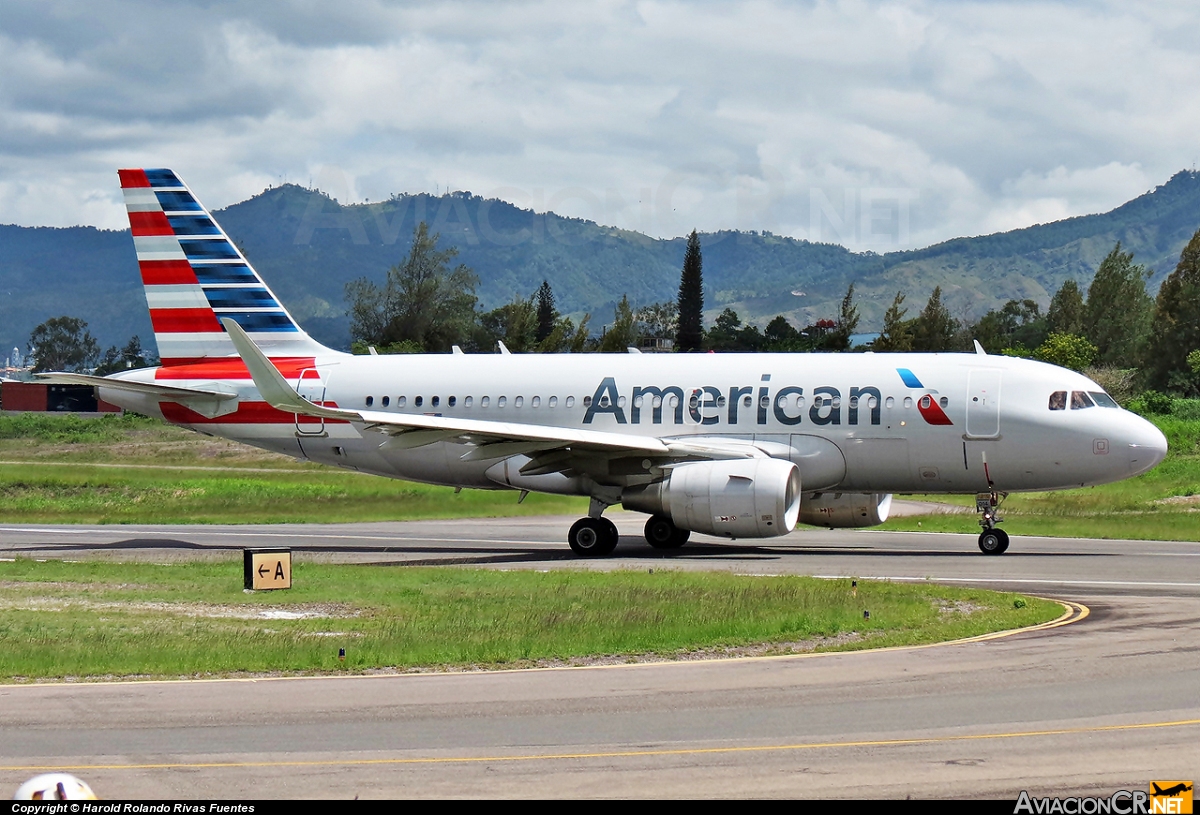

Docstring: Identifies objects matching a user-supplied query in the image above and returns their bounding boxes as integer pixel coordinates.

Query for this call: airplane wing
[34,372,240,418]
[221,318,763,465]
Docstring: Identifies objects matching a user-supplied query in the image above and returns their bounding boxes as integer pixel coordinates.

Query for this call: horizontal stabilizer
[35,372,239,418]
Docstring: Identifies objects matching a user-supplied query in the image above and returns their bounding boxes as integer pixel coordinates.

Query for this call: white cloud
[0,0,1197,251]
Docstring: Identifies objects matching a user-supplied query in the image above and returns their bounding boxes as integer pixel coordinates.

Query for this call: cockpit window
[1070,391,1095,409]
[1089,391,1119,408]
[1048,391,1066,411]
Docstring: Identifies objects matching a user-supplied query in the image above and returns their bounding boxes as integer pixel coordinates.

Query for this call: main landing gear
[567,499,693,558]
[975,489,1010,555]
[643,515,690,550]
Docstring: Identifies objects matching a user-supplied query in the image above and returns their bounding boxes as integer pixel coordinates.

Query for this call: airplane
[37,168,1169,557]
[1152,783,1192,797]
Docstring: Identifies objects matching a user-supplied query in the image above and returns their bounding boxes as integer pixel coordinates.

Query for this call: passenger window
[618,396,627,408]
[414,396,423,407]
[885,396,894,409]
[582,396,592,407]
[365,396,374,407]
[398,396,406,408]
[939,396,949,408]
[432,396,440,407]
[903,397,913,409]
[531,396,541,407]
[565,396,575,408]
[514,396,523,407]
[743,395,753,407]
[448,396,456,407]
[1070,391,1095,409]
[481,396,490,407]
[1089,391,1119,408]
[498,396,507,407]
[548,396,558,407]
[464,396,472,407]
[919,395,931,409]
[1048,391,1066,411]
[381,396,390,407]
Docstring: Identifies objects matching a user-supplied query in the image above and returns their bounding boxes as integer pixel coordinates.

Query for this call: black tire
[569,518,618,557]
[978,528,1010,555]
[598,517,620,555]
[644,515,689,549]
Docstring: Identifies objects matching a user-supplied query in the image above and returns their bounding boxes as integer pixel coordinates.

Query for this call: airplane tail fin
[118,168,330,364]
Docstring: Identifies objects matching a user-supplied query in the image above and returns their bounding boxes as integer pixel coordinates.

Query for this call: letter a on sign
[244,549,293,590]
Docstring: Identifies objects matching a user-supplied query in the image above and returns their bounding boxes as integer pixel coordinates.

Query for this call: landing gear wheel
[568,517,619,557]
[644,515,689,549]
[978,528,1010,555]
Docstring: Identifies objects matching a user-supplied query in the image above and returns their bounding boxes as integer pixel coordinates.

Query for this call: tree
[635,301,677,345]
[1033,332,1097,372]
[676,230,704,353]
[873,291,913,351]
[970,299,1045,354]
[822,282,860,351]
[599,295,639,352]
[534,280,557,343]
[910,287,959,351]
[1046,279,1085,336]
[345,222,479,352]
[705,308,763,352]
[477,295,538,352]
[28,316,99,373]
[1146,228,1200,392]
[94,335,150,376]
[763,315,802,350]
[1084,243,1152,367]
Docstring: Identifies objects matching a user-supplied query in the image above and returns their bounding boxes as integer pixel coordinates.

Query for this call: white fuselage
[103,350,1168,498]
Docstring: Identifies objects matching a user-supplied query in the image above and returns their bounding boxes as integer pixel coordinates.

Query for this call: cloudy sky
[1,0,1197,251]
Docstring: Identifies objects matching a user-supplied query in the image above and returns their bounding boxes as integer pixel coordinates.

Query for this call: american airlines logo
[581,369,954,427]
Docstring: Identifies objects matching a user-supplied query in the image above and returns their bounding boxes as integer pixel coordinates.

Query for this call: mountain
[2,170,1199,356]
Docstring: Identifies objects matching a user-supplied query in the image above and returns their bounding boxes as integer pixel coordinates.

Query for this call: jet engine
[797,492,893,528]
[621,458,801,538]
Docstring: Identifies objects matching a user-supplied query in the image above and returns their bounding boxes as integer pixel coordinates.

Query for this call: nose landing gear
[976,490,1009,555]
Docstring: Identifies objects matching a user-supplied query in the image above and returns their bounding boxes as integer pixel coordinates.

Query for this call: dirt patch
[935,600,986,615]
[1154,494,1200,505]
[0,597,360,619]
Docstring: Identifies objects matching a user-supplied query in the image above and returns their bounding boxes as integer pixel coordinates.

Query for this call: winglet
[973,339,987,355]
[221,318,356,422]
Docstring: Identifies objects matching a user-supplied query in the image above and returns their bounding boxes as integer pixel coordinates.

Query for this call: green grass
[0,559,1061,680]
[0,412,586,523]
[4,411,1200,538]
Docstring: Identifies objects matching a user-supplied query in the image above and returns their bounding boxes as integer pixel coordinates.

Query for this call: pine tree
[1083,243,1152,367]
[910,286,958,351]
[1146,228,1200,392]
[535,280,556,343]
[676,230,704,353]
[1046,279,1085,336]
[873,291,912,351]
[822,283,860,351]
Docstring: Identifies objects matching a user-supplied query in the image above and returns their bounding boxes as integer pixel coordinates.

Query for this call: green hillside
[2,170,1198,356]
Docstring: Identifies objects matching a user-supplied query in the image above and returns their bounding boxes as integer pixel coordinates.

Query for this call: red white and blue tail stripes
[119,168,325,365]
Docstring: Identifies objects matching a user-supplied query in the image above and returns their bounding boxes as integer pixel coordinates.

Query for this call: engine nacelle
[622,458,801,538]
[798,492,892,528]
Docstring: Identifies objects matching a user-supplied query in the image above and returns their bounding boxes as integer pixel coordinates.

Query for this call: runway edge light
[244,548,292,591]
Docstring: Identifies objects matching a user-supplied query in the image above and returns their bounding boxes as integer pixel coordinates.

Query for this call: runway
[1,516,1198,799]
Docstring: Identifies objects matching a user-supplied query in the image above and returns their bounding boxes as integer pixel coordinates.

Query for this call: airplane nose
[1127,416,1168,476]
